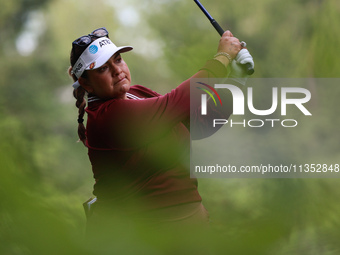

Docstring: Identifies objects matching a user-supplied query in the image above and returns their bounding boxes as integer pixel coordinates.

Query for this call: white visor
[72,37,133,80]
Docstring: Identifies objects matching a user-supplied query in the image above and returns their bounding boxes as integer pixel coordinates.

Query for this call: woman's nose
[110,63,122,76]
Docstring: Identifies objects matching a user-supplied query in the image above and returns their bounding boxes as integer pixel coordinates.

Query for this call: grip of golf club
[211,20,225,36]
[245,63,254,75]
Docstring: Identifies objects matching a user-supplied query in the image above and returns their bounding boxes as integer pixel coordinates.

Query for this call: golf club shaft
[193,0,254,75]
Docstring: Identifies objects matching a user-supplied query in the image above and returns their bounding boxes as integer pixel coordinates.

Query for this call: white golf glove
[230,48,254,86]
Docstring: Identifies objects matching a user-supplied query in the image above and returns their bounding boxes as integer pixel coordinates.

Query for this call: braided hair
[68,37,97,147]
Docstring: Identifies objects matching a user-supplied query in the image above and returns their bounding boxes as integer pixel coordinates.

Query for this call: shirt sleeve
[86,59,232,150]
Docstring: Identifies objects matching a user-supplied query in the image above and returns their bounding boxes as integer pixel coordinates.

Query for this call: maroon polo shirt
[85,60,231,210]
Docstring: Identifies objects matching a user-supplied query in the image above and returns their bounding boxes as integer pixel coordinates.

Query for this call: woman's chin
[121,82,131,93]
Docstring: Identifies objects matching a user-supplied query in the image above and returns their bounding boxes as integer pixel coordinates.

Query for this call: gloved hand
[230,48,254,86]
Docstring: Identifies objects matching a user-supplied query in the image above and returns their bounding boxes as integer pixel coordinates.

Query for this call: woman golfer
[68,27,253,235]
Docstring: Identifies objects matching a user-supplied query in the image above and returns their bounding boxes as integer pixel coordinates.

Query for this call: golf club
[194,0,255,75]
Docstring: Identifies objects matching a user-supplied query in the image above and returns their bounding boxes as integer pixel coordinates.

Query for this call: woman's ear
[78,77,93,93]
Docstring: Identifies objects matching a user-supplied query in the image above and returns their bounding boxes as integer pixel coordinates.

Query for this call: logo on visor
[89,45,98,54]
[89,62,96,69]
[73,62,83,75]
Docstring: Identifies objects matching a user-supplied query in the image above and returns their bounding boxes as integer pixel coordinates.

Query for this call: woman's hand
[217,30,242,58]
[214,30,243,66]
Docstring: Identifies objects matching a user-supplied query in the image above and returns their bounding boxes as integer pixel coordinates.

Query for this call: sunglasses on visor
[72,27,109,47]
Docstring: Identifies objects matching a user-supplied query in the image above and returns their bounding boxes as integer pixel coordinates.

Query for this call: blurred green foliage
[1,0,340,254]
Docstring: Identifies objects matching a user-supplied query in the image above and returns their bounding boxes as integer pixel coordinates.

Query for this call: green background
[1,0,340,254]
